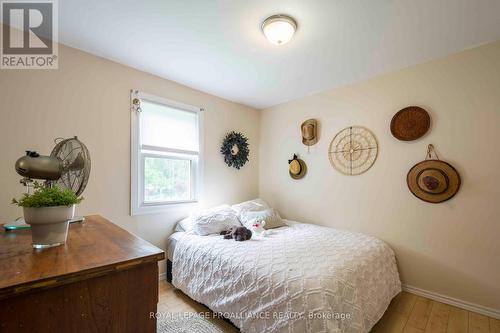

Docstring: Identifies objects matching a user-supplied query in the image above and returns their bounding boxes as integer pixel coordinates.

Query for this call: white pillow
[231,198,269,216]
[177,216,193,232]
[175,219,189,232]
[177,205,234,232]
[192,205,241,236]
[239,208,287,230]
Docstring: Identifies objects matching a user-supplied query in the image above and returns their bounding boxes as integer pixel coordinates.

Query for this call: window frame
[130,90,204,216]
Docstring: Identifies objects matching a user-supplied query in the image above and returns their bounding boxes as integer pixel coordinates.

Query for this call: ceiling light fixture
[261,14,297,45]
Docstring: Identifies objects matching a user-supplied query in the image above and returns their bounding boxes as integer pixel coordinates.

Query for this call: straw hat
[407,159,461,203]
[288,154,307,179]
[301,119,318,146]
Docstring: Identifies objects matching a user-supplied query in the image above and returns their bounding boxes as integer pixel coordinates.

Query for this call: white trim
[131,90,141,216]
[137,91,202,113]
[133,201,198,216]
[159,272,166,281]
[141,145,199,156]
[130,90,204,216]
[197,109,205,207]
[402,284,500,319]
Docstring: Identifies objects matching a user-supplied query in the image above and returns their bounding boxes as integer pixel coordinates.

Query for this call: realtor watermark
[1,0,58,69]
[150,311,352,321]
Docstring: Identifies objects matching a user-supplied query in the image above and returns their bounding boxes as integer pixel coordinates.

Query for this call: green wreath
[220,131,249,169]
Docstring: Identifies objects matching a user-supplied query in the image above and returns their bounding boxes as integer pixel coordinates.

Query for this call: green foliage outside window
[144,157,190,202]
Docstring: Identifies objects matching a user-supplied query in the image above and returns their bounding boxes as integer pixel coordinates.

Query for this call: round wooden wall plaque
[390,106,430,141]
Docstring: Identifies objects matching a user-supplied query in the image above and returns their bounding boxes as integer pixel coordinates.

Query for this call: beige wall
[0,40,260,274]
[259,41,500,310]
[1,25,499,313]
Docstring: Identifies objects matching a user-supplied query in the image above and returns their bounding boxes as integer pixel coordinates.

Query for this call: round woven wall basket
[390,106,431,141]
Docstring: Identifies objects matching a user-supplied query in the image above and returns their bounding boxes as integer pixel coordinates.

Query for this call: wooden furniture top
[0,215,164,300]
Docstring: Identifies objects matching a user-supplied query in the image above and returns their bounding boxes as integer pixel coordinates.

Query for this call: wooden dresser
[0,215,165,333]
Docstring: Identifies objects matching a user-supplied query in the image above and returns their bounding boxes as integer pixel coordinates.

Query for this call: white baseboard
[402,284,500,320]
[159,272,166,281]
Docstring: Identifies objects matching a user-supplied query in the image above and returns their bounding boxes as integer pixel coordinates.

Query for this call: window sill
[131,201,199,216]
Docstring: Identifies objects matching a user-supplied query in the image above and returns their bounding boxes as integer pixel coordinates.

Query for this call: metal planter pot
[23,205,75,249]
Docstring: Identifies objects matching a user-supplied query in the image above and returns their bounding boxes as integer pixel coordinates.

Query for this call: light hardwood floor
[158,281,500,333]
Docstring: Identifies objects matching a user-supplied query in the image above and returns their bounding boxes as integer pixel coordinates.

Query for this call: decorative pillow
[175,220,188,232]
[192,205,241,236]
[177,216,193,232]
[239,208,287,230]
[231,198,269,216]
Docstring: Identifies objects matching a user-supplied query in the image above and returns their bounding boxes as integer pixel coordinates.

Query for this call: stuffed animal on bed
[250,220,266,236]
[220,226,252,241]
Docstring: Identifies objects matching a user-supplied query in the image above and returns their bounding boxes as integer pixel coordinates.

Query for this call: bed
[167,221,401,333]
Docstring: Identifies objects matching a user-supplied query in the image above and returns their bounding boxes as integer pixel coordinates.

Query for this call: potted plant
[12,183,83,249]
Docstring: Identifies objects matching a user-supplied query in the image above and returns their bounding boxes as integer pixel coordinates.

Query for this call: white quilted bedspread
[172,223,401,333]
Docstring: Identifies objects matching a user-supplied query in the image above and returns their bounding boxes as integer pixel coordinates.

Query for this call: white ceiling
[56,1,500,108]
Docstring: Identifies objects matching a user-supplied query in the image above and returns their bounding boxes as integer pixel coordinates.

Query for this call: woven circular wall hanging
[390,106,430,141]
[328,126,378,176]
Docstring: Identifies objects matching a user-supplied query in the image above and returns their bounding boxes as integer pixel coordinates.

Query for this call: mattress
[171,221,401,333]
[167,231,186,261]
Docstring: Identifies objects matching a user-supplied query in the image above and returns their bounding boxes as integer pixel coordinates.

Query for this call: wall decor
[301,119,318,146]
[328,126,378,176]
[288,154,307,179]
[407,144,461,203]
[390,106,431,141]
[220,131,249,169]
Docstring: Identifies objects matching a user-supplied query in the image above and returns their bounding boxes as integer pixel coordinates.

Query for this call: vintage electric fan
[5,137,91,230]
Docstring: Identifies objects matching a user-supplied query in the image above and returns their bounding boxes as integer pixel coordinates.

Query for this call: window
[131,91,203,215]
